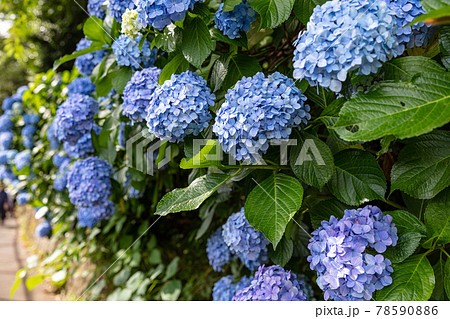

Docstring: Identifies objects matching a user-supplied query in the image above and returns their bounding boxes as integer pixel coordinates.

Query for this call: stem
[381,199,406,210]
[223,164,288,170]
[442,249,450,258]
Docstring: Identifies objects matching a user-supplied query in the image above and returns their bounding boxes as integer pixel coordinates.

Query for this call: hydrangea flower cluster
[112,34,157,69]
[2,95,21,112]
[0,132,13,151]
[213,72,310,163]
[67,77,96,96]
[108,0,136,23]
[74,38,109,76]
[118,122,127,148]
[55,94,99,145]
[135,0,201,30]
[308,205,398,301]
[14,150,31,171]
[206,228,232,272]
[23,114,40,125]
[212,276,253,301]
[35,220,52,238]
[233,265,309,301]
[22,125,36,137]
[222,208,269,270]
[88,0,106,19]
[47,120,60,149]
[67,156,113,207]
[121,9,143,38]
[146,71,214,143]
[0,114,13,131]
[385,0,431,50]
[63,125,101,159]
[214,2,256,39]
[123,67,161,122]
[53,154,70,167]
[0,150,17,165]
[17,192,32,205]
[77,200,115,228]
[54,159,71,192]
[292,0,401,92]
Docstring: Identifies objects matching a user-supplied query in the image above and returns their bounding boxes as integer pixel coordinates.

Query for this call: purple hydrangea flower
[122,67,161,122]
[112,34,157,69]
[55,93,99,145]
[74,38,109,76]
[88,0,106,19]
[233,265,309,301]
[67,77,96,96]
[214,2,256,39]
[108,0,136,23]
[308,205,397,301]
[77,200,115,227]
[213,72,310,163]
[63,125,101,159]
[222,208,269,270]
[146,71,215,143]
[292,0,402,92]
[35,220,52,238]
[67,156,113,206]
[207,227,232,272]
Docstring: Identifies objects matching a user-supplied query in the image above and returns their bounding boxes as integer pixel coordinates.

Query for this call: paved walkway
[0,217,54,301]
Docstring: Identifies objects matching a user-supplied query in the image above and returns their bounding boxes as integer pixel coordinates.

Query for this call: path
[0,217,54,301]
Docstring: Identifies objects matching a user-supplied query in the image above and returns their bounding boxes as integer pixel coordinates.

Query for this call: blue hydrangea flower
[55,93,99,145]
[2,95,21,112]
[16,86,28,97]
[23,137,34,149]
[77,200,115,228]
[88,0,106,19]
[112,34,157,69]
[17,192,32,205]
[128,185,143,198]
[222,208,269,271]
[292,0,401,92]
[74,38,109,76]
[0,132,13,150]
[207,227,232,272]
[118,122,127,148]
[0,165,15,184]
[214,2,256,39]
[67,156,113,206]
[67,77,96,96]
[212,276,253,301]
[123,67,161,122]
[14,150,31,171]
[35,220,52,237]
[308,205,397,301]
[213,72,310,163]
[108,0,136,23]
[22,125,36,137]
[23,113,40,125]
[0,150,17,165]
[98,89,117,110]
[0,114,13,132]
[233,265,309,301]
[135,0,201,30]
[63,126,101,159]
[146,71,214,143]
[385,0,432,50]
[47,120,60,149]
[53,154,70,167]
[54,160,71,192]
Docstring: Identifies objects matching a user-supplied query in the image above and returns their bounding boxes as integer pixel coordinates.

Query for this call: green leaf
[424,187,450,244]
[248,0,295,29]
[160,280,182,301]
[180,140,223,169]
[333,72,450,142]
[377,254,435,301]
[445,258,450,298]
[432,257,447,300]
[210,28,248,48]
[309,198,347,230]
[181,16,213,68]
[113,269,131,286]
[210,54,230,92]
[245,173,303,247]
[391,130,450,200]
[421,0,450,12]
[163,257,180,281]
[83,16,110,44]
[111,67,133,94]
[268,237,293,267]
[154,26,182,53]
[306,85,335,109]
[290,131,334,189]
[53,45,106,71]
[383,210,426,263]
[411,6,450,24]
[328,149,387,206]
[95,70,114,97]
[440,26,450,70]
[223,0,243,11]
[155,173,236,216]
[25,275,46,290]
[383,56,446,81]
[10,269,26,300]
[159,53,186,85]
[293,0,327,24]
[222,54,261,90]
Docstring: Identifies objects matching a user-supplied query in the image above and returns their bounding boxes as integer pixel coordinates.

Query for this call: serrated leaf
[293,0,327,24]
[159,53,186,85]
[269,237,293,267]
[154,25,182,53]
[111,67,133,94]
[333,72,450,142]
[440,26,450,69]
[445,258,450,298]
[248,0,295,29]
[384,56,445,81]
[180,140,223,169]
[424,187,450,244]
[377,254,435,301]
[411,6,450,24]
[181,16,213,68]
[222,54,261,91]
[156,173,235,216]
[328,149,386,206]
[391,130,450,200]
[245,173,303,247]
[290,131,334,189]
[309,198,347,230]
[421,0,450,12]
[210,54,230,92]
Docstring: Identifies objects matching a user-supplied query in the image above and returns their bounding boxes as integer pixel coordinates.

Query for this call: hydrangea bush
[3,0,449,302]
